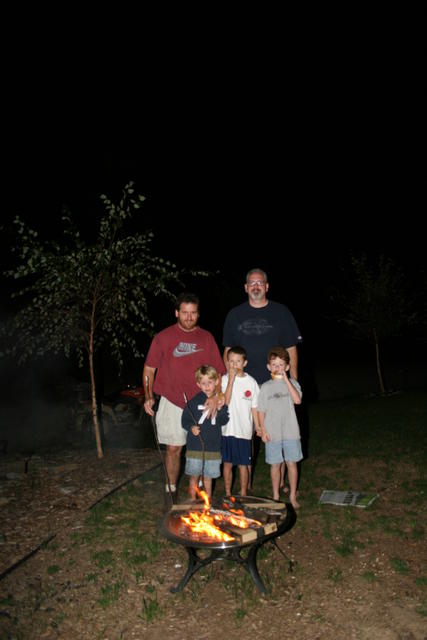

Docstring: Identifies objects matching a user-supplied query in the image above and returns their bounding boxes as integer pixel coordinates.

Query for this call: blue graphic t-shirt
[222,301,302,384]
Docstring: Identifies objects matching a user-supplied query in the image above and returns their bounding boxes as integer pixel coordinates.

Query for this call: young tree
[1,182,199,458]
[331,253,419,394]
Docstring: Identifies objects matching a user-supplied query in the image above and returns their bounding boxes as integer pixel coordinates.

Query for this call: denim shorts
[265,439,303,464]
[185,456,222,479]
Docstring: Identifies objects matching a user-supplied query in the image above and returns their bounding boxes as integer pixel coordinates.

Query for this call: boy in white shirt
[221,346,260,497]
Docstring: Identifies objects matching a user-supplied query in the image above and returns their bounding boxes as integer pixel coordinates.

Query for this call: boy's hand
[261,431,271,443]
[191,425,200,436]
[228,367,238,381]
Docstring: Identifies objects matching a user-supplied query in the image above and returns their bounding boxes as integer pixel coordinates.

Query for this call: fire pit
[160,495,296,593]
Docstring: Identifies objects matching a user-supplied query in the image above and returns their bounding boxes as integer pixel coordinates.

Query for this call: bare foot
[284,486,300,497]
[290,496,300,509]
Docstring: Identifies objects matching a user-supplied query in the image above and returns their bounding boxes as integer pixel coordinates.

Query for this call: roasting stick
[145,375,175,502]
[183,392,207,495]
[171,500,285,512]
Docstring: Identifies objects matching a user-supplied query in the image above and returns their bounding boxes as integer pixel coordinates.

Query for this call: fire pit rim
[159,496,296,551]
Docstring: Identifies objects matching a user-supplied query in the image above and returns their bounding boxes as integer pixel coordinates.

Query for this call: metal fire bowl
[160,495,296,550]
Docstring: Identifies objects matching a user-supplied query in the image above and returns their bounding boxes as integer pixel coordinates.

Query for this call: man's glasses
[247,280,266,287]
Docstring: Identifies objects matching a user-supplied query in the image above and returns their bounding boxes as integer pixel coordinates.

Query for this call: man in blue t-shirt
[222,268,303,494]
[222,268,302,384]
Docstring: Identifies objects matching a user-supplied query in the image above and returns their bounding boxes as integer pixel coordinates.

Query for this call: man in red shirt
[143,293,225,506]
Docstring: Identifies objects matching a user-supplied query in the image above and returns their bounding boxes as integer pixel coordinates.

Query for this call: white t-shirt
[221,373,259,439]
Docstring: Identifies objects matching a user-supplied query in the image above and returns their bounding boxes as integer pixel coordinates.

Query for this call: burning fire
[181,511,235,542]
[179,489,261,542]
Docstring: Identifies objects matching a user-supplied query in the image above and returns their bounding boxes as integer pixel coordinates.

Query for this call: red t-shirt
[145,324,226,409]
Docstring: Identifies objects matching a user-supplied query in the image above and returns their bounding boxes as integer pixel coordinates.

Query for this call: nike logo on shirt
[173,342,203,357]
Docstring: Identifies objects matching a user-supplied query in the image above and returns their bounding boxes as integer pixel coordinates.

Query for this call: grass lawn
[1,389,426,639]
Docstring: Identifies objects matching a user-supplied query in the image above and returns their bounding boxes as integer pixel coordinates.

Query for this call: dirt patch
[0,449,426,639]
[0,448,160,577]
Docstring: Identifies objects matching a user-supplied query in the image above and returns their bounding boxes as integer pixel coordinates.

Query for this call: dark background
[1,28,425,435]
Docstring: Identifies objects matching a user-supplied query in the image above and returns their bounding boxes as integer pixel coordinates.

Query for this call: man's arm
[142,364,156,416]
[287,346,298,380]
[223,346,231,371]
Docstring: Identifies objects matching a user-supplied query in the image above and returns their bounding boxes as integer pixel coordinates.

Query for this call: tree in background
[1,182,200,458]
[331,253,420,394]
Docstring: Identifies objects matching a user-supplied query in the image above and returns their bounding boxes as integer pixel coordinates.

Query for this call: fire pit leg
[236,544,267,594]
[170,547,218,593]
[170,544,269,594]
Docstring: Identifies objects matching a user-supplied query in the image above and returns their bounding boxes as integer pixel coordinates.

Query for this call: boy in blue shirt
[182,365,229,500]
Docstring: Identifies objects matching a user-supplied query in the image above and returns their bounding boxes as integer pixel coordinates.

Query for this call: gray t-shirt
[257,378,302,441]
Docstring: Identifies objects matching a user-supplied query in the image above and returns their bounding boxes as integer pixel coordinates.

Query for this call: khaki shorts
[156,396,187,446]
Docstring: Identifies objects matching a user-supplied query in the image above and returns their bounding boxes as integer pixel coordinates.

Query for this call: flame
[179,488,261,542]
[180,488,234,542]
[224,495,245,516]
[198,488,210,510]
[181,511,235,542]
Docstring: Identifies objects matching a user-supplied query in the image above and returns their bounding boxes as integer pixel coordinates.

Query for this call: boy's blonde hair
[267,346,290,365]
[195,365,219,382]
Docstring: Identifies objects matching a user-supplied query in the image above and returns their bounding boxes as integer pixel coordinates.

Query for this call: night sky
[2,34,425,381]
[0,22,425,462]
[3,118,423,322]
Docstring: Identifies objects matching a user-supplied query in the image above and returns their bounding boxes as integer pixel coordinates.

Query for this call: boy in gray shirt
[257,346,303,508]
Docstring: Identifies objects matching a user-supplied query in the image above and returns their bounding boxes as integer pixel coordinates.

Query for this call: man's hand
[204,395,220,419]
[144,398,155,417]
[217,392,225,409]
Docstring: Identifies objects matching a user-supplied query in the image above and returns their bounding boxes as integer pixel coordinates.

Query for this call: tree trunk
[89,300,104,459]
[373,328,386,395]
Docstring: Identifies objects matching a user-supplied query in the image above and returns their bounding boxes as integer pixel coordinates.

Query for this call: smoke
[0,353,155,454]
[0,354,75,453]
